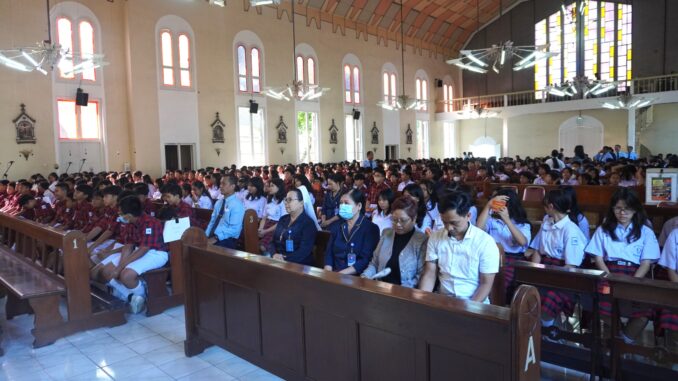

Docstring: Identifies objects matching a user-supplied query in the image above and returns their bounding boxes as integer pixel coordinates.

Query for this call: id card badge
[285,239,294,252]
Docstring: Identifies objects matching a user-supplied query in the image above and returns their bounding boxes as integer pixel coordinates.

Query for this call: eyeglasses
[390,217,412,226]
[613,207,634,214]
[284,198,300,203]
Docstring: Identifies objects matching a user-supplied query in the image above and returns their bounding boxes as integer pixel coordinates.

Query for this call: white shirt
[208,186,221,201]
[658,229,678,271]
[41,190,55,206]
[195,195,213,210]
[371,210,393,235]
[530,216,587,266]
[397,180,414,192]
[484,217,531,254]
[263,199,287,222]
[426,224,500,303]
[237,189,248,203]
[243,196,267,219]
[182,195,193,207]
[546,158,565,170]
[585,224,660,265]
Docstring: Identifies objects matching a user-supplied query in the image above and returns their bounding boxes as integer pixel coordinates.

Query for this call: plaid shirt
[19,208,35,221]
[81,207,104,233]
[116,221,136,244]
[95,206,120,233]
[367,182,390,205]
[132,213,167,251]
[53,200,74,226]
[33,201,55,223]
[144,199,157,217]
[70,201,93,230]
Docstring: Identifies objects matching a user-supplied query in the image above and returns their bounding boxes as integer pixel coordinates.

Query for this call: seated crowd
[1,146,677,356]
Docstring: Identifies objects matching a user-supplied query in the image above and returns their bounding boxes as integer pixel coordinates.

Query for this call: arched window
[415,77,428,111]
[443,82,454,112]
[56,17,98,81]
[160,30,192,88]
[237,44,263,93]
[343,64,361,104]
[383,71,397,106]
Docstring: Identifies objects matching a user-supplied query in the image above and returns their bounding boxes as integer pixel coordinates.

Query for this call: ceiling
[287,0,522,57]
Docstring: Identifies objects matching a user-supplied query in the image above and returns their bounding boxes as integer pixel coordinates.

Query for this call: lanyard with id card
[285,229,294,253]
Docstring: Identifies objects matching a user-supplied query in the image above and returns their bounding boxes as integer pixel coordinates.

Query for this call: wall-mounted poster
[645,169,678,205]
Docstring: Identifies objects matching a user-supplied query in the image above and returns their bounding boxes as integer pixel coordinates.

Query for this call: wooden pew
[514,261,605,379]
[608,275,678,381]
[181,227,542,381]
[143,207,259,316]
[0,213,126,347]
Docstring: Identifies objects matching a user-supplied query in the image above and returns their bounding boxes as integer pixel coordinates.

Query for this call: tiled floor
[0,298,594,381]
[0,300,282,381]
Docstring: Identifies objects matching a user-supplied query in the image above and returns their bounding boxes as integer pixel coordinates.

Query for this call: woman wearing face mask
[361,197,427,287]
[270,187,320,265]
[323,189,380,275]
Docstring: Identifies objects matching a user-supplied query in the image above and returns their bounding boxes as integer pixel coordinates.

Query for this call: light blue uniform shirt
[530,216,587,266]
[205,193,245,241]
[585,223,660,265]
[484,217,531,254]
[659,229,678,272]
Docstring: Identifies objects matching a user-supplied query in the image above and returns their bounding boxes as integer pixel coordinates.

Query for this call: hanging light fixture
[256,0,329,102]
[545,75,616,98]
[377,2,423,111]
[448,0,558,74]
[456,102,500,119]
[0,0,107,76]
[601,92,654,110]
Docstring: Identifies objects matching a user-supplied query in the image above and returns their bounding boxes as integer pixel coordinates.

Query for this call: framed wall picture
[645,168,678,205]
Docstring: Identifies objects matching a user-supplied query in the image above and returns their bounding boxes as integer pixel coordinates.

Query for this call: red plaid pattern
[95,206,120,233]
[70,201,93,230]
[659,309,678,331]
[367,182,390,205]
[81,207,104,233]
[502,253,528,293]
[33,201,55,223]
[598,262,652,318]
[144,199,157,216]
[116,222,136,244]
[539,257,576,319]
[133,213,167,251]
[53,200,74,226]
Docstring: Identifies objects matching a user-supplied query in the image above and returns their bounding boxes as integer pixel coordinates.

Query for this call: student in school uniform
[371,188,394,235]
[320,173,346,229]
[397,168,415,192]
[36,180,55,206]
[402,184,432,235]
[324,189,380,275]
[49,182,74,228]
[181,183,193,206]
[585,187,660,343]
[418,191,500,303]
[527,189,588,328]
[161,183,195,223]
[362,196,427,288]
[17,194,52,222]
[561,186,591,240]
[92,196,168,314]
[366,168,390,209]
[87,186,122,257]
[659,216,678,247]
[657,228,678,353]
[205,175,246,249]
[270,187,320,265]
[80,190,105,235]
[133,183,157,217]
[258,179,288,254]
[420,180,443,232]
[66,184,94,231]
[190,181,214,210]
[476,188,531,300]
[243,177,267,219]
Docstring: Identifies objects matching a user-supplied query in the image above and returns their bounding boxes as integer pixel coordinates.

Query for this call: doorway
[385,145,398,161]
[164,144,194,171]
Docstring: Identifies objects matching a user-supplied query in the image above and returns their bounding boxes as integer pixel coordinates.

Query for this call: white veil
[297,186,321,231]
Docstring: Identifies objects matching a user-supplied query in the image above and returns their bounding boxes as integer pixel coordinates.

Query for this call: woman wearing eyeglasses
[324,189,379,275]
[361,197,427,287]
[270,187,320,265]
[585,188,659,343]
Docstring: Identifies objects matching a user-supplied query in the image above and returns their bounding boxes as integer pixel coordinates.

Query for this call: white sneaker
[129,295,146,314]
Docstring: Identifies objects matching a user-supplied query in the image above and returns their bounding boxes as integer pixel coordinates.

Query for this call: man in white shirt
[419,191,500,303]
[361,151,377,169]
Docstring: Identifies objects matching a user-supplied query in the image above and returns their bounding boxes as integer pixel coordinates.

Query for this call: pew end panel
[181,239,542,381]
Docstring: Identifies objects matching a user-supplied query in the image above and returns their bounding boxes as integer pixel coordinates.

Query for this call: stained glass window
[534,19,548,99]
[344,65,352,103]
[353,67,360,104]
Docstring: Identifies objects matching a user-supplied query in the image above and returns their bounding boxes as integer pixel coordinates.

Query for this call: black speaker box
[352,109,361,120]
[249,100,259,114]
[76,88,89,106]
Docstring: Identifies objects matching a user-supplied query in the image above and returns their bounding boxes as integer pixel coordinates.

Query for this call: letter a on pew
[524,335,536,372]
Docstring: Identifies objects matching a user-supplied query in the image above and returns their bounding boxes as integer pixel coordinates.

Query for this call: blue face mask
[117,216,129,224]
[338,204,355,220]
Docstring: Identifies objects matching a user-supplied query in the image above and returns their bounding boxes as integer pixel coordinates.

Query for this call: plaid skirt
[659,309,678,332]
[259,219,278,252]
[598,261,652,318]
[540,256,576,319]
[502,253,526,292]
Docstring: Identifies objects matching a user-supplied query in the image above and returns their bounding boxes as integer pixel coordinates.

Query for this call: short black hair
[18,194,35,207]
[119,195,143,217]
[55,182,69,193]
[161,183,182,197]
[102,185,122,197]
[438,191,473,216]
[75,184,93,200]
[133,182,149,197]
[345,189,367,214]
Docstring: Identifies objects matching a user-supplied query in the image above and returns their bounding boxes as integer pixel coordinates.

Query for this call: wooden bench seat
[181,227,542,381]
[0,213,126,348]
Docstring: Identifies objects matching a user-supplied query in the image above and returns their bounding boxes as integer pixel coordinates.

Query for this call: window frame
[443,83,454,112]
[55,16,99,83]
[237,106,266,166]
[160,29,194,90]
[343,64,361,105]
[383,71,397,106]
[415,77,428,111]
[56,98,101,141]
[236,43,263,94]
